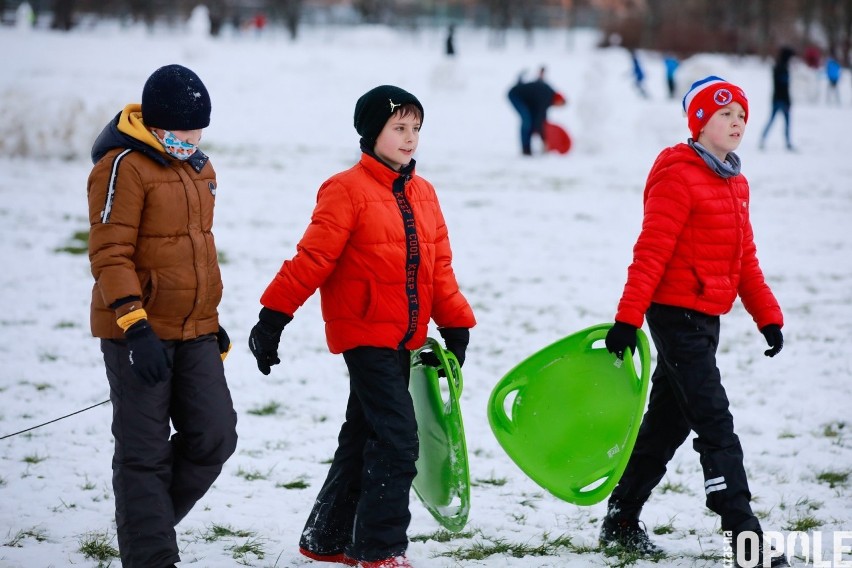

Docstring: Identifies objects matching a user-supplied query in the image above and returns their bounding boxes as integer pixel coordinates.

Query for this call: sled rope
[0,399,110,440]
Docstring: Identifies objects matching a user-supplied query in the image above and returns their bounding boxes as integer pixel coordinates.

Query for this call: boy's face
[697,101,746,159]
[374,111,420,171]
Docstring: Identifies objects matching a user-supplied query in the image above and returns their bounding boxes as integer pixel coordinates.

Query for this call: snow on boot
[599,515,662,555]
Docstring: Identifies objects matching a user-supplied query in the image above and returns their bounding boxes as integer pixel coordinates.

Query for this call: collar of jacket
[90,104,209,172]
[358,150,416,188]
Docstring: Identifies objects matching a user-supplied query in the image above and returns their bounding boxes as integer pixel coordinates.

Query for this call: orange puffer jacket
[87,106,222,340]
[616,143,783,330]
[260,153,476,354]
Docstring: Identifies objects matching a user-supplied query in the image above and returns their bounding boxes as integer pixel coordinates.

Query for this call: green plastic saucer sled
[488,323,651,506]
[409,338,471,532]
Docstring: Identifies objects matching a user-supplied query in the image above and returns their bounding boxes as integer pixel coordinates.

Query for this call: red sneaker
[358,557,413,568]
[299,547,357,565]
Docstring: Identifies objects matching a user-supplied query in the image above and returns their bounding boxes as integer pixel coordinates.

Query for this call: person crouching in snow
[600,76,789,568]
[87,64,238,568]
[248,85,476,568]
[507,67,567,156]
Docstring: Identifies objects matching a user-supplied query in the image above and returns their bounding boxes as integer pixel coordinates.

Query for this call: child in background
[600,76,789,568]
[87,64,238,568]
[248,85,476,568]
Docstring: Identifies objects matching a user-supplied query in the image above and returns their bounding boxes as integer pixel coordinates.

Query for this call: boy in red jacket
[248,85,476,568]
[601,76,789,568]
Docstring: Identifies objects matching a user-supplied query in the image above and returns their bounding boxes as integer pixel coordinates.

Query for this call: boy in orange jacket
[249,85,476,568]
[601,76,789,568]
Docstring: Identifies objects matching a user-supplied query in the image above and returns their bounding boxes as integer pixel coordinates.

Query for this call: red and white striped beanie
[682,75,748,140]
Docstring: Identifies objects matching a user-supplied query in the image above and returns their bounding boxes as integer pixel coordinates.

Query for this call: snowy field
[1,16,851,568]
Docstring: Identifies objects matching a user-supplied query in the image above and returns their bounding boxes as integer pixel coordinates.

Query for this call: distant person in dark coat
[507,67,566,155]
[445,24,455,57]
[760,46,796,151]
[631,49,649,98]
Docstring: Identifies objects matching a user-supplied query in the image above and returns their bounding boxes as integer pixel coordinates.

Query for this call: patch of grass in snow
[410,529,476,543]
[822,421,846,438]
[784,514,823,532]
[78,530,119,564]
[235,466,271,481]
[439,532,590,560]
[601,543,667,566]
[54,229,89,255]
[471,475,507,487]
[276,477,309,489]
[227,536,266,564]
[247,401,281,416]
[54,320,78,329]
[198,523,254,542]
[659,480,690,494]
[22,453,47,465]
[652,517,677,535]
[4,526,48,547]
[815,469,849,488]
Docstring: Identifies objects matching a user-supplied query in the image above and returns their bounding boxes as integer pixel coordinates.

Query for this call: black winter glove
[216,326,232,361]
[125,319,172,385]
[421,327,470,369]
[605,321,638,360]
[248,308,292,375]
[760,324,783,357]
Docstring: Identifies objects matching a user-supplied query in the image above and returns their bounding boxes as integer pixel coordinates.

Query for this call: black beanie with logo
[353,85,423,144]
[142,64,211,131]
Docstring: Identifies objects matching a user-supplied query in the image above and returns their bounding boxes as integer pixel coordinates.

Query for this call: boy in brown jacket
[87,64,237,568]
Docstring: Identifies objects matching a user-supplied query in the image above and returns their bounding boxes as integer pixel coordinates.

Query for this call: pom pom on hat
[682,75,748,140]
[142,64,211,131]
[354,85,423,144]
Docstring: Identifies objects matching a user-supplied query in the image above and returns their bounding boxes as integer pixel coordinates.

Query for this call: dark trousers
[299,347,419,562]
[508,92,537,155]
[607,304,760,534]
[101,335,238,568]
[761,101,792,148]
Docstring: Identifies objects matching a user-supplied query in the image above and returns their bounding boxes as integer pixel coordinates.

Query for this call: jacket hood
[91,104,208,172]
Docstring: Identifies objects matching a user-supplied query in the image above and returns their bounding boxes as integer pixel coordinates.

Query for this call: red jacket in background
[616,143,783,330]
[261,153,476,354]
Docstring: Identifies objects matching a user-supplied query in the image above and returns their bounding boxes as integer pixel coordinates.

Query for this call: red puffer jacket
[616,143,783,330]
[260,153,476,354]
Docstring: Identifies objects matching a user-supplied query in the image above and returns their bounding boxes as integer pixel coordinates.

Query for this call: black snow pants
[607,303,761,535]
[299,346,419,563]
[101,334,238,568]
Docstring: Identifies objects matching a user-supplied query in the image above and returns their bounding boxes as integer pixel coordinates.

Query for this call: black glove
[248,307,292,375]
[420,327,470,369]
[125,319,172,385]
[760,324,783,357]
[605,321,638,360]
[439,327,469,368]
[216,326,232,361]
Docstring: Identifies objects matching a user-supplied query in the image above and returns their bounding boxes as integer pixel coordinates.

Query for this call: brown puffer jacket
[87,105,222,340]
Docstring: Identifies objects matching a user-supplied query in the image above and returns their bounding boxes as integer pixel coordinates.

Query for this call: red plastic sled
[544,121,572,154]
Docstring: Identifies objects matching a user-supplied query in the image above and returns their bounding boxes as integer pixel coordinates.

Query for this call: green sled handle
[409,338,471,532]
[488,323,650,506]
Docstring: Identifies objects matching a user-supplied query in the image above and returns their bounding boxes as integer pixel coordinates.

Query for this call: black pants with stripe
[607,303,760,534]
[299,347,419,562]
[101,335,238,568]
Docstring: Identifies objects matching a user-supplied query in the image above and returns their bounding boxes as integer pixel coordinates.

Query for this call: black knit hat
[353,85,424,143]
[142,64,211,130]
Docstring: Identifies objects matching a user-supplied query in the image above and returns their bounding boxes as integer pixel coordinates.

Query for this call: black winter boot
[599,515,662,555]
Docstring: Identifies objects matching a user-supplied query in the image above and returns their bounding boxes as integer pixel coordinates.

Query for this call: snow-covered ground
[1,18,850,568]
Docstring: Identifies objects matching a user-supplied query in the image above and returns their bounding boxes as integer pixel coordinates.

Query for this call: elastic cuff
[259,307,293,329]
[117,308,148,332]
